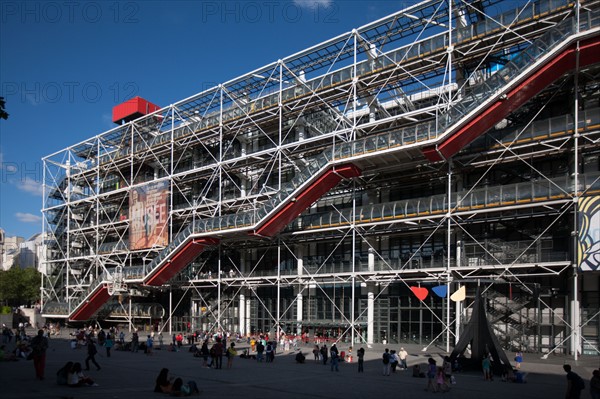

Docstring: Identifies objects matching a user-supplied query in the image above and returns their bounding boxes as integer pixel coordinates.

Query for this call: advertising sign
[129,181,169,250]
[578,196,600,271]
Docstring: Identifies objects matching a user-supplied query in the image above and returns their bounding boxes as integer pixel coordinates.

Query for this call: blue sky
[0,0,410,239]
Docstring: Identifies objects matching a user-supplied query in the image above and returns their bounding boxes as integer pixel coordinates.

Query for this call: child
[436,366,450,392]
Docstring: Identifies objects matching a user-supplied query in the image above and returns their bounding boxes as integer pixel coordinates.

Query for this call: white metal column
[245,296,251,336]
[239,293,246,336]
[367,248,375,344]
[572,0,581,360]
[367,286,375,345]
[297,245,304,336]
[296,292,303,336]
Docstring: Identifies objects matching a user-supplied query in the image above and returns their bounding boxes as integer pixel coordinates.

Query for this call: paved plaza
[1,329,599,399]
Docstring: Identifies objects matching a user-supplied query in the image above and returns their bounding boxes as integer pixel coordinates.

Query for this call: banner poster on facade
[129,181,169,250]
[578,196,600,271]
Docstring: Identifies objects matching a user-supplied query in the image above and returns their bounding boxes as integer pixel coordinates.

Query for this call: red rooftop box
[112,96,161,124]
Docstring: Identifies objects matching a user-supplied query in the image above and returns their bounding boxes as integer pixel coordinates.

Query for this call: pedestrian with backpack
[382,348,391,376]
[330,344,339,372]
[564,364,585,399]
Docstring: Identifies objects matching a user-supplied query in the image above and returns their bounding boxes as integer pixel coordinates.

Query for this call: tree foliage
[0,96,8,120]
[0,267,41,306]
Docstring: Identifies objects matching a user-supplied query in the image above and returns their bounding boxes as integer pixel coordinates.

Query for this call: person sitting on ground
[501,365,516,382]
[154,368,173,393]
[15,340,30,359]
[170,377,200,397]
[295,351,306,363]
[67,362,96,387]
[413,364,426,378]
[0,344,17,361]
[56,361,73,385]
[514,369,527,384]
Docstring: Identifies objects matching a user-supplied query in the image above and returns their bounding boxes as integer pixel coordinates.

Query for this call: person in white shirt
[398,347,408,370]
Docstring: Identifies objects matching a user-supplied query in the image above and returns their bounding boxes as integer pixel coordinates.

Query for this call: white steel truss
[41,0,600,358]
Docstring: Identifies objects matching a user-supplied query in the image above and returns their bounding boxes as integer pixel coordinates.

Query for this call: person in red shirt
[30,330,49,380]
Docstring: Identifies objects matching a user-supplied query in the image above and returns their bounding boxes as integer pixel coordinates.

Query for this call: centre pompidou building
[42,0,600,356]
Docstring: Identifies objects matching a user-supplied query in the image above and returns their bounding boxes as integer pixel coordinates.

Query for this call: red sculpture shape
[410,286,429,301]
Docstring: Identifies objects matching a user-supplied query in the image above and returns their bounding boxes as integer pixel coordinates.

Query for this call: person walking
[104,334,113,357]
[482,355,492,381]
[590,369,600,399]
[564,364,585,399]
[426,357,438,392]
[382,348,391,376]
[131,331,139,352]
[390,350,399,373]
[30,329,49,380]
[330,344,339,372]
[357,347,365,372]
[256,340,265,362]
[146,335,154,355]
[443,356,453,385]
[201,340,210,367]
[84,338,101,371]
[212,338,224,369]
[320,344,328,365]
[265,342,273,363]
[312,345,320,363]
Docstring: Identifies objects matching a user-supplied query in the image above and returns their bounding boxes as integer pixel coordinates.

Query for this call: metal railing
[43,5,598,318]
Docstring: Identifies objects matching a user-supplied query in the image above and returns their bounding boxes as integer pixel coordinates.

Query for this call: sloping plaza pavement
[1,329,599,399]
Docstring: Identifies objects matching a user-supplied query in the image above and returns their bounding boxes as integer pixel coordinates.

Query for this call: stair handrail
[45,7,600,318]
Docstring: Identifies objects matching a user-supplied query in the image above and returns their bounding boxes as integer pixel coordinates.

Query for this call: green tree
[0,96,8,120]
[0,267,41,306]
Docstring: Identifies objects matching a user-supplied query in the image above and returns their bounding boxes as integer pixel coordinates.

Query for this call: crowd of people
[0,323,46,362]
[4,323,600,398]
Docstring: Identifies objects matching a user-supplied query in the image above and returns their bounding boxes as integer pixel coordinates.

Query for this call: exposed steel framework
[42,0,600,357]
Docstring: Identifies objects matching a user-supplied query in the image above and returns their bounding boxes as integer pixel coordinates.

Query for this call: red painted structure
[145,238,219,286]
[69,34,600,321]
[66,161,360,319]
[423,35,600,162]
[255,164,362,237]
[70,285,110,321]
[112,96,161,124]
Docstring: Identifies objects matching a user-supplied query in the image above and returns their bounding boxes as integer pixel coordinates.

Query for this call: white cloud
[293,0,333,10]
[15,212,42,223]
[18,177,44,197]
